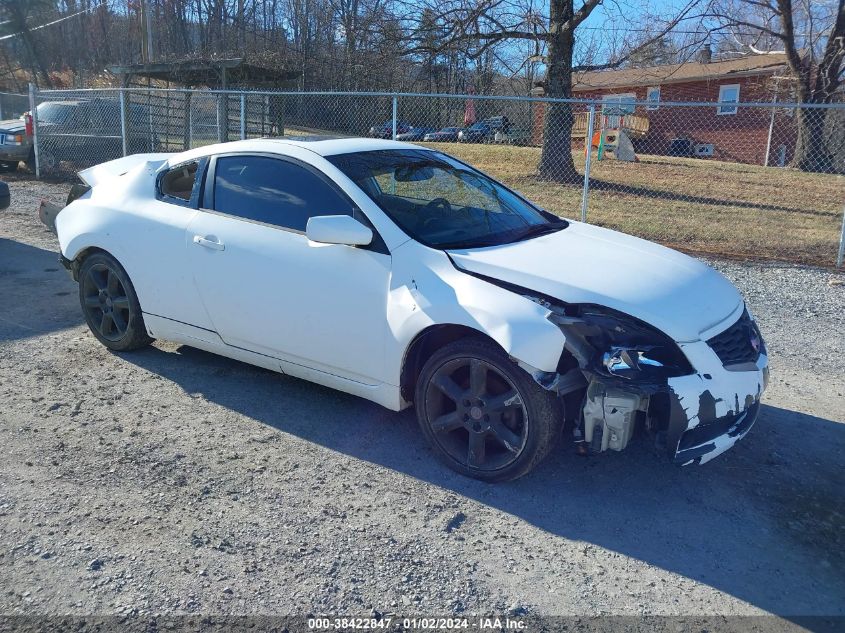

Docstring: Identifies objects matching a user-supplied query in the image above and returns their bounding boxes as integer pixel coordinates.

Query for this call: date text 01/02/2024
[307,616,527,630]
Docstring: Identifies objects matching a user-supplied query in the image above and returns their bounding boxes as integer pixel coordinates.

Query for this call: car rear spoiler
[77,152,172,187]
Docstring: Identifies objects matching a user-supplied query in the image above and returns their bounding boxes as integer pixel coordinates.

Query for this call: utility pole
[140,0,154,158]
[140,0,154,64]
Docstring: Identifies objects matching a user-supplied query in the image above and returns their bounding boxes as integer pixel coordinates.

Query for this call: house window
[717,84,740,115]
[646,86,660,110]
[602,93,636,116]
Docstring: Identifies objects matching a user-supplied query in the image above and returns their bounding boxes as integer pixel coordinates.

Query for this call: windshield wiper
[438,222,566,250]
[438,236,505,250]
[508,222,567,243]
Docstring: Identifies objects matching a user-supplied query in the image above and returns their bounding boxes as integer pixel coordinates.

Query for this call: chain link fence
[0,92,30,120]
[14,86,845,267]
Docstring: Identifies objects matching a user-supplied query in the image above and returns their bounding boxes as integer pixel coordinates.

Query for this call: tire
[25,150,55,173]
[414,337,563,482]
[40,151,56,171]
[78,252,153,352]
[0,161,18,173]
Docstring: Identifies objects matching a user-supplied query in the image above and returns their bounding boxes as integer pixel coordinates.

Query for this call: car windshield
[469,123,488,131]
[327,149,566,249]
[35,103,77,124]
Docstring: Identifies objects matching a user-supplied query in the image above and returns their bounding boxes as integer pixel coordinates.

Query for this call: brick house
[531,53,798,166]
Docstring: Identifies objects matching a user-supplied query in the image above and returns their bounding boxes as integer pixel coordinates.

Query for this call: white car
[49,137,768,481]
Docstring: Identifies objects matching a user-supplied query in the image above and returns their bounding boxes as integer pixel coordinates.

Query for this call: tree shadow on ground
[584,179,832,217]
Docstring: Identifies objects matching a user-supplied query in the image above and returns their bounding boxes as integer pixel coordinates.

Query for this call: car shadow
[0,237,82,342]
[121,342,845,620]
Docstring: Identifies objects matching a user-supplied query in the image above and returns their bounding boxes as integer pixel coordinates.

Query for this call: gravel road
[1,178,843,625]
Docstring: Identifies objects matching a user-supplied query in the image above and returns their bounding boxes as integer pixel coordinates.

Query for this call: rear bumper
[666,341,769,465]
[0,145,30,162]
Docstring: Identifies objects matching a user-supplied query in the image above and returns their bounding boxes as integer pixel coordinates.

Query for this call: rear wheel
[415,338,563,482]
[78,252,153,352]
[25,149,55,173]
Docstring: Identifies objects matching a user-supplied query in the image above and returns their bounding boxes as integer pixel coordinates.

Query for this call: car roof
[168,136,428,165]
[40,100,90,106]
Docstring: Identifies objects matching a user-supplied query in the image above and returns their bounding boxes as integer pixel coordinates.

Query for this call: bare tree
[710,0,845,171]
[0,0,55,87]
[399,0,706,182]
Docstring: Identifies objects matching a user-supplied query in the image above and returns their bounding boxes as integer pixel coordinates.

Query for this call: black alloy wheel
[81,262,131,342]
[78,252,153,351]
[415,338,563,482]
[425,356,528,471]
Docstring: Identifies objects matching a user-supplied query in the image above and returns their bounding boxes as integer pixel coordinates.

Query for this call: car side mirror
[306,215,373,247]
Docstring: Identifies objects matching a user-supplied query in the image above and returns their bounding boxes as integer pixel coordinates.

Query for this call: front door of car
[186,153,392,385]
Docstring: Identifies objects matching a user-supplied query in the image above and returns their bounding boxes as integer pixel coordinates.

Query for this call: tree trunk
[9,3,53,88]
[792,102,833,173]
[537,0,579,183]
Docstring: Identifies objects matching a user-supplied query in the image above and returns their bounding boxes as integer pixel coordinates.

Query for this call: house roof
[565,53,789,92]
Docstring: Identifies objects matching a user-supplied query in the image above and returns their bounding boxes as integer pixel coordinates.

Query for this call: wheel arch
[67,245,113,281]
[400,323,502,404]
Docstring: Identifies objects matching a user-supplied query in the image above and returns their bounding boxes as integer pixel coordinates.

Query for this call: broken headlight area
[522,298,696,456]
[528,300,694,382]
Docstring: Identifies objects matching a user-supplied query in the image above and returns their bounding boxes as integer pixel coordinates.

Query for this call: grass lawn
[420,142,845,267]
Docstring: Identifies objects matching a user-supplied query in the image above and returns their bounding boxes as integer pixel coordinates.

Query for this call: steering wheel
[421,197,454,230]
[425,197,453,214]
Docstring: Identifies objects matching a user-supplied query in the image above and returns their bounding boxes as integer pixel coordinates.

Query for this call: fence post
[392,95,398,140]
[580,104,596,223]
[240,93,246,140]
[217,95,229,143]
[119,90,128,157]
[837,204,845,268]
[764,103,776,167]
[27,83,40,179]
[183,91,192,150]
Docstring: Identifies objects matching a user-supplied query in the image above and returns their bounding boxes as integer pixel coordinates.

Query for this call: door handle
[193,235,225,251]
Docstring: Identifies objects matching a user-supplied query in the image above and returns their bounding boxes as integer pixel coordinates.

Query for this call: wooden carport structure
[108,58,300,144]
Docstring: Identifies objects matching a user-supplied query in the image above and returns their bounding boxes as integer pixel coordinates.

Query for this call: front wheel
[415,338,563,482]
[78,252,153,352]
[25,149,55,173]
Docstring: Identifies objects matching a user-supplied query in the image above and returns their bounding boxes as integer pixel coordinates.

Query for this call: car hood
[0,118,25,133]
[447,221,742,342]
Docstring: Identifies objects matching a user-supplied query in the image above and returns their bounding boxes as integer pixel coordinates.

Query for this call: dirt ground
[1,178,844,626]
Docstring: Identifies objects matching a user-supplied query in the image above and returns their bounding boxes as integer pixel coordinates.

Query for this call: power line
[575,24,771,36]
[0,2,107,42]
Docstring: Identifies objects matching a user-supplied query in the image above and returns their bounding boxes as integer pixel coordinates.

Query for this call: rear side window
[160,161,200,202]
[212,155,353,232]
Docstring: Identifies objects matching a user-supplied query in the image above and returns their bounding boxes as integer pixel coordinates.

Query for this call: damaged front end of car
[518,294,769,465]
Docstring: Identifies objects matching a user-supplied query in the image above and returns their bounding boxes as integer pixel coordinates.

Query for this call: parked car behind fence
[423,127,463,142]
[368,120,414,139]
[0,98,157,172]
[459,116,511,143]
[395,126,437,142]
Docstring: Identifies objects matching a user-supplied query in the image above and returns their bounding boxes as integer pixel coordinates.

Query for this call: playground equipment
[589,128,638,162]
[574,111,647,162]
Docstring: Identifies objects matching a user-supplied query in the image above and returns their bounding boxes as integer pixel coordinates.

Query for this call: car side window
[160,161,201,203]
[212,155,353,232]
